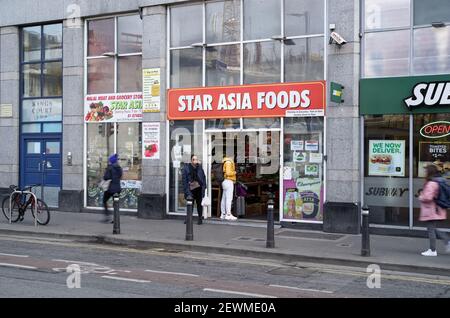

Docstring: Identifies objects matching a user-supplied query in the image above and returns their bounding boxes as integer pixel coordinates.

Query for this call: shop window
[206,0,240,43]
[170,48,202,89]
[285,0,324,36]
[243,0,280,41]
[170,4,202,47]
[413,114,450,228]
[243,118,280,130]
[243,41,281,84]
[413,26,450,75]
[206,119,240,130]
[414,0,450,26]
[364,0,410,30]
[284,37,324,83]
[364,30,410,78]
[364,115,410,227]
[283,117,324,222]
[169,120,204,213]
[86,123,115,207]
[116,123,142,209]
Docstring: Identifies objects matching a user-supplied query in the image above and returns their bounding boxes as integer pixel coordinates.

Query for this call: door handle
[38,163,41,171]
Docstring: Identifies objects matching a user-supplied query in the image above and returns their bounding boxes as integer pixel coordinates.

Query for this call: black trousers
[103,191,114,216]
[191,187,203,219]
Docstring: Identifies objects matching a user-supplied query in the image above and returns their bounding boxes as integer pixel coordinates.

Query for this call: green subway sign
[360,74,450,115]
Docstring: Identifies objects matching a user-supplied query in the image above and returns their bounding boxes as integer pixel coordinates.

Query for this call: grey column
[59,18,84,211]
[0,27,20,191]
[323,0,361,233]
[138,5,168,218]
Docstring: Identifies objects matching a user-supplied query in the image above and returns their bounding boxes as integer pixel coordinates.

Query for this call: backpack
[434,178,450,209]
[212,163,224,184]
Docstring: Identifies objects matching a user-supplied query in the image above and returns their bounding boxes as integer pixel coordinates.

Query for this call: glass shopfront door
[207,130,281,220]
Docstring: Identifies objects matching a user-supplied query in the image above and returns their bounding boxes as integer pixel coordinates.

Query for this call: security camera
[329,31,347,46]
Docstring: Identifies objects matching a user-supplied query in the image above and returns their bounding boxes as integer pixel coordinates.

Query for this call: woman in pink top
[418,164,450,256]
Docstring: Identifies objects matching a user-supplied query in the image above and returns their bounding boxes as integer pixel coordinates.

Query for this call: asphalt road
[0,233,449,299]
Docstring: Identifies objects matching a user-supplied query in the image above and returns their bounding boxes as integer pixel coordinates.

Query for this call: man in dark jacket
[182,154,206,224]
[102,153,123,223]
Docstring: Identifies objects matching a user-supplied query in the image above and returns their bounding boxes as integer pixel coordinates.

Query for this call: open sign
[420,121,450,139]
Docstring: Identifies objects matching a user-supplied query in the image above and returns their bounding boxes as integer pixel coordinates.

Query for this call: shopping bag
[99,179,111,192]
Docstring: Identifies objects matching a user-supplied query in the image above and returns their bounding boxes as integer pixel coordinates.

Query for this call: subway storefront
[361,74,450,230]
[167,81,326,223]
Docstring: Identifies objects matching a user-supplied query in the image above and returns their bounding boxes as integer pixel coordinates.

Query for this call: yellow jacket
[222,157,236,183]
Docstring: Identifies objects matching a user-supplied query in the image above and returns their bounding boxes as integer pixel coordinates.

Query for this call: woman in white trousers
[220,157,237,220]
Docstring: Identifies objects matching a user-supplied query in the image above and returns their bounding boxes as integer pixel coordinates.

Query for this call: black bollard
[361,204,370,256]
[266,197,275,248]
[185,196,194,241]
[113,193,120,234]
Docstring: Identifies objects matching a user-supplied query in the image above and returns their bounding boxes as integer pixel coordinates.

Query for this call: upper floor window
[87,15,142,94]
[363,0,450,77]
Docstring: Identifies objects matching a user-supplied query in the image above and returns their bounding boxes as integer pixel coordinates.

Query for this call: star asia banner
[167,82,326,120]
[85,93,143,122]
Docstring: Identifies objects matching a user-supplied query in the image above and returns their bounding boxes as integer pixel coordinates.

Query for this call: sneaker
[421,249,437,256]
[220,214,226,220]
[225,214,237,221]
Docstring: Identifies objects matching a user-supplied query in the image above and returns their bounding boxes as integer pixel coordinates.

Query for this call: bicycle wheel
[31,199,50,225]
[2,195,21,222]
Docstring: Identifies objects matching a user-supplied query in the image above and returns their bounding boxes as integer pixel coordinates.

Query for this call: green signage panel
[360,74,450,115]
[330,82,344,103]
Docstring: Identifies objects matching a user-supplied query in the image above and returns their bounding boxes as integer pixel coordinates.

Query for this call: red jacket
[418,181,447,221]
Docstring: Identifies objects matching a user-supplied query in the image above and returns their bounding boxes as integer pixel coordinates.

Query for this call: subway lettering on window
[168,82,325,120]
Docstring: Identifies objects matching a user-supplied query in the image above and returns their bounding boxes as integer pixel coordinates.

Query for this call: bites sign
[167,81,326,120]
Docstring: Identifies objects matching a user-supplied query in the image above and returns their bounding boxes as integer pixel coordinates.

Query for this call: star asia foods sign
[167,82,326,120]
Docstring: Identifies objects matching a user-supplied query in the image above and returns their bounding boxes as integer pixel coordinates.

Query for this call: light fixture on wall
[432,21,445,28]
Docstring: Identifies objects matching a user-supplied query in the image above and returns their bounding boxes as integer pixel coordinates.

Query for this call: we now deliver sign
[167,81,326,120]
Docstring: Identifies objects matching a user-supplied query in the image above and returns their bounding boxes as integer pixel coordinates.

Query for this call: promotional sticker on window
[142,122,160,160]
[143,68,161,113]
[418,142,450,177]
[85,93,142,122]
[368,140,406,177]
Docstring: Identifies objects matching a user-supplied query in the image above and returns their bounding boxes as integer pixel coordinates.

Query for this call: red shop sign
[167,81,326,120]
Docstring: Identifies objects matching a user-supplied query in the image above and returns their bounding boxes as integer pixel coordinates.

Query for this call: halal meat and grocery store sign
[167,81,326,120]
[360,75,450,115]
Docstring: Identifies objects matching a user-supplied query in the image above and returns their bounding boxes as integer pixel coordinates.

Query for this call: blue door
[22,137,62,207]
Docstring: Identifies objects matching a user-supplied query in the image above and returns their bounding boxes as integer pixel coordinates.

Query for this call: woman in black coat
[103,153,123,222]
[182,154,206,224]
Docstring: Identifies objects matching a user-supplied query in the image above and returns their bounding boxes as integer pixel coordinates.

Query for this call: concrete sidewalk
[0,211,449,276]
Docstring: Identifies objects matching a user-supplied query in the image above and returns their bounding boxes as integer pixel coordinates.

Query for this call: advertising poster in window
[84,93,142,122]
[283,178,322,221]
[368,140,406,177]
[142,122,160,160]
[23,99,62,122]
[418,142,450,177]
[143,68,160,113]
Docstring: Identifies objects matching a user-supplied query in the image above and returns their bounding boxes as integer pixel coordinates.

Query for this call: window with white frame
[85,15,143,210]
[168,0,325,89]
[363,0,450,78]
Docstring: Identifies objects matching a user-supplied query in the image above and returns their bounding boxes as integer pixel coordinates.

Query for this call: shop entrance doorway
[206,130,280,220]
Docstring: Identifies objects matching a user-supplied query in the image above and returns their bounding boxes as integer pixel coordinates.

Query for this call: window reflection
[118,15,142,54]
[206,0,240,43]
[285,37,324,82]
[413,26,450,75]
[23,26,41,61]
[243,0,280,40]
[88,18,115,57]
[285,0,324,36]
[170,48,202,88]
[87,58,114,94]
[44,24,62,59]
[206,45,240,86]
[244,41,281,84]
[170,4,202,47]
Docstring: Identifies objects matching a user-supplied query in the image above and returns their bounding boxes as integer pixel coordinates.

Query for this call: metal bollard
[185,196,194,241]
[113,193,120,234]
[361,204,370,256]
[266,197,275,248]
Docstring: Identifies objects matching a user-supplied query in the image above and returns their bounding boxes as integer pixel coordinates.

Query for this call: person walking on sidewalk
[102,154,123,223]
[221,156,237,221]
[182,154,206,225]
[418,164,450,256]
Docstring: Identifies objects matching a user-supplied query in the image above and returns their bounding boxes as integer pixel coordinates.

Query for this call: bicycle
[2,185,50,225]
